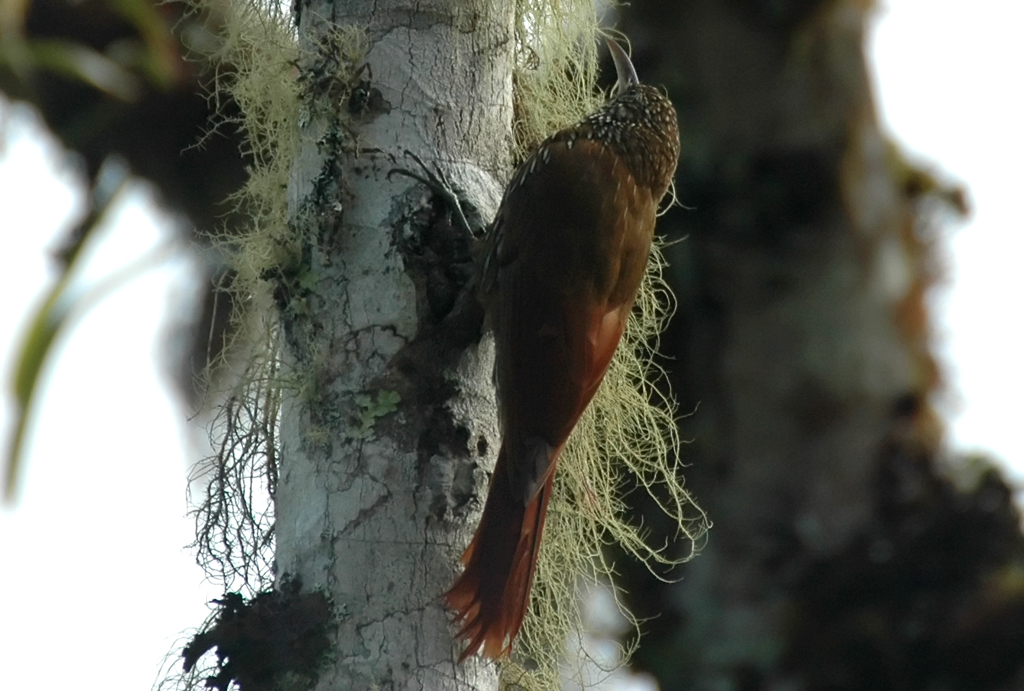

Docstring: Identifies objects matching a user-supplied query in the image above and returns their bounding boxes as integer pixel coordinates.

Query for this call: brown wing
[485,138,658,504]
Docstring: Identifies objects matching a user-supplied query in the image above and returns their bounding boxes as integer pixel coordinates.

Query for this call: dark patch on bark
[419,405,479,521]
[273,130,347,370]
[395,182,482,327]
[385,179,489,520]
[182,583,332,691]
[348,70,391,122]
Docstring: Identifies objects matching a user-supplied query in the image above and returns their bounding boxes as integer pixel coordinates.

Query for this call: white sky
[0,1,1021,689]
[870,0,1024,482]
[0,125,220,688]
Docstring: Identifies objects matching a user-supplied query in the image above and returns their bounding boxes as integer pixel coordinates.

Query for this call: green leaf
[30,39,142,101]
[3,163,145,501]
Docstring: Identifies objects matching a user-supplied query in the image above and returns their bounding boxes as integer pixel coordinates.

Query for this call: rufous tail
[444,446,555,661]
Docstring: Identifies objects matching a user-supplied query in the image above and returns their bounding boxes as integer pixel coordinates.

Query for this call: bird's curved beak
[605,37,639,96]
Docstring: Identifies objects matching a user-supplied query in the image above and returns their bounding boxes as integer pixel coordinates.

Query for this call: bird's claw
[387,150,488,239]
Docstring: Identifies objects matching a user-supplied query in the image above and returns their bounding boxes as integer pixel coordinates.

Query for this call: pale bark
[275,1,512,688]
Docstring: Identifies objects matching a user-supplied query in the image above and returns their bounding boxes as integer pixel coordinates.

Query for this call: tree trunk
[274,1,512,687]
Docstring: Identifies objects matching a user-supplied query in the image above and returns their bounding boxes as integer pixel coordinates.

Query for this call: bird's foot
[387,151,489,239]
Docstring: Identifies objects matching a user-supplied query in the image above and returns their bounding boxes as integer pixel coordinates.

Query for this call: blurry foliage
[3,159,128,498]
[0,0,181,102]
[1,0,198,499]
[0,0,252,499]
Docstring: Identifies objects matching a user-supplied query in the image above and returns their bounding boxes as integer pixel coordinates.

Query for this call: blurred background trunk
[605,2,1024,690]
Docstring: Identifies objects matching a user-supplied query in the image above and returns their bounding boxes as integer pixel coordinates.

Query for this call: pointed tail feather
[445,446,555,661]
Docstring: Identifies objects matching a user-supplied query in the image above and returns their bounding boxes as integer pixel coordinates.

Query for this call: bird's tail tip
[444,447,554,662]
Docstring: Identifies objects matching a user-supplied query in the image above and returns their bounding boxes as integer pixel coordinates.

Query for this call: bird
[444,37,680,662]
